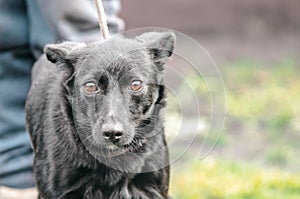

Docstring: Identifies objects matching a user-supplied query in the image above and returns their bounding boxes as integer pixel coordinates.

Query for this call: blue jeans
[0,0,123,188]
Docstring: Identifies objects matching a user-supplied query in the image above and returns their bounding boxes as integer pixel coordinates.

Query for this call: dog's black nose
[103,130,123,142]
[101,117,124,143]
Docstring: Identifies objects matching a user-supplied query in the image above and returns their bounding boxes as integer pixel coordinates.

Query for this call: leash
[94,0,110,40]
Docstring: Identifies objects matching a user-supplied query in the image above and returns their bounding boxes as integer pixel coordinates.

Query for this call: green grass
[168,59,300,198]
[173,59,300,167]
[170,159,300,199]
[223,59,300,167]
[224,59,300,131]
[174,59,300,134]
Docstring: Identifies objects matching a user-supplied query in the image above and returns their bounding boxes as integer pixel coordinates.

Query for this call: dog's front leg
[130,185,164,199]
[83,186,104,199]
[109,184,164,199]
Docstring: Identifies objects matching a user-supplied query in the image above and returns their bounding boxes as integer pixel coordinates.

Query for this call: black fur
[25,32,175,199]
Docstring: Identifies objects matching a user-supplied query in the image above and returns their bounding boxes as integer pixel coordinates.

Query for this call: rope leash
[94,0,110,40]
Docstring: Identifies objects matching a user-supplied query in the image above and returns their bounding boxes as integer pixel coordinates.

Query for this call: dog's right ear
[44,42,86,65]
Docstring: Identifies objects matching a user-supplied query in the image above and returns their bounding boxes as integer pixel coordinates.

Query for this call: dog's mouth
[104,144,129,157]
[106,137,147,157]
[87,137,147,157]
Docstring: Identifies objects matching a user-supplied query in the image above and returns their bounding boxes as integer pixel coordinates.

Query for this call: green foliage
[175,59,300,168]
[265,146,290,166]
[224,59,300,131]
[170,159,300,199]
[168,60,300,198]
[175,59,300,133]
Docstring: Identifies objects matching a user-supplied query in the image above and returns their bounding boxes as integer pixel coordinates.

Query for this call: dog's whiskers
[80,134,93,144]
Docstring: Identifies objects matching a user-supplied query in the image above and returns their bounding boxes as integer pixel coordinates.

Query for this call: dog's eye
[83,82,99,93]
[130,80,143,92]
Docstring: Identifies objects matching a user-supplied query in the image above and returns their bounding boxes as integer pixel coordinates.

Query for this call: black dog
[25,32,175,199]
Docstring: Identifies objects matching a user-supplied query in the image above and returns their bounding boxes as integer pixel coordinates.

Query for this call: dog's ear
[44,42,86,65]
[136,32,176,67]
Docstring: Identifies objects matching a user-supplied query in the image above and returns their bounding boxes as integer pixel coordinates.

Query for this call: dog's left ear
[44,42,86,65]
[136,32,176,68]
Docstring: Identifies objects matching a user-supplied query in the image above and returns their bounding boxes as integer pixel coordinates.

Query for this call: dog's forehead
[84,38,145,59]
[75,39,154,80]
[77,40,153,81]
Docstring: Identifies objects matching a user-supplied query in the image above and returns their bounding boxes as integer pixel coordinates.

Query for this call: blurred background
[121,1,300,199]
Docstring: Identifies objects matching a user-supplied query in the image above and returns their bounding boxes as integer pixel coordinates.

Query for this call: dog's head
[44,32,175,157]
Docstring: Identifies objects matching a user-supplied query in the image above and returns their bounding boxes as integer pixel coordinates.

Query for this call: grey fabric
[0,0,123,188]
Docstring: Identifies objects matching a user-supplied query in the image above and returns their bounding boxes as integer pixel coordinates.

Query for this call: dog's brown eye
[130,80,143,91]
[83,82,98,93]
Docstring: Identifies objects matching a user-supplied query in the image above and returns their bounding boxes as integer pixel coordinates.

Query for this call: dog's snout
[102,122,124,143]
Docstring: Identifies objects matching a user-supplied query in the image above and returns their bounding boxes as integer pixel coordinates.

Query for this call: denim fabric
[0,0,122,188]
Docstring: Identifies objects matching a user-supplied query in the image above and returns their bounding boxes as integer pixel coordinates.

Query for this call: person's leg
[0,0,35,188]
